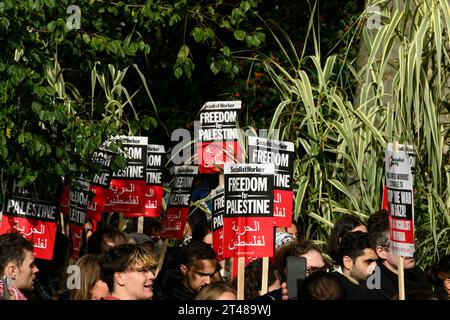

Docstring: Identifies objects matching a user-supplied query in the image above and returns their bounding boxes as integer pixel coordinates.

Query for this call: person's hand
[7,287,16,300]
[280,282,288,300]
[1,287,16,300]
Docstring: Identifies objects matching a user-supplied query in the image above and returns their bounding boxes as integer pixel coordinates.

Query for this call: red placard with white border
[125,144,165,218]
[160,166,198,239]
[385,147,415,257]
[86,143,115,221]
[195,101,243,174]
[248,137,294,227]
[69,179,91,260]
[105,136,148,213]
[0,195,58,260]
[223,163,274,258]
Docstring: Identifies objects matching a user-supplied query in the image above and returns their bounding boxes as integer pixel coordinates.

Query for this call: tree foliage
[0,0,266,195]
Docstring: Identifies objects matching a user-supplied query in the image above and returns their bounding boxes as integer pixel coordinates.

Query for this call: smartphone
[2,276,12,300]
[286,256,307,300]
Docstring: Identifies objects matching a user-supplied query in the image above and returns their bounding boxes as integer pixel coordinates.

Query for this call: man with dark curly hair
[0,232,39,300]
[332,231,388,299]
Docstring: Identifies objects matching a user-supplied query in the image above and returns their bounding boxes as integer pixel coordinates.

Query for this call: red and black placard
[0,182,58,260]
[211,186,224,261]
[86,141,116,221]
[160,166,198,240]
[248,136,294,227]
[385,146,415,257]
[69,178,90,260]
[195,101,242,174]
[105,136,148,213]
[222,163,275,259]
[125,144,165,218]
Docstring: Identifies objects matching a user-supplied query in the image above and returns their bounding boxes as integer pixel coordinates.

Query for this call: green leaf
[241,1,251,12]
[45,0,55,8]
[234,30,246,41]
[83,33,91,44]
[204,28,215,40]
[210,61,221,75]
[31,102,41,114]
[220,19,231,29]
[169,13,181,26]
[221,46,232,57]
[141,116,158,130]
[177,45,190,60]
[191,27,204,42]
[246,35,261,47]
[0,131,6,146]
[174,67,183,79]
[184,59,194,78]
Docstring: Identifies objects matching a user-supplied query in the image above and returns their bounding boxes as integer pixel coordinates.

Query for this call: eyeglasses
[306,266,329,276]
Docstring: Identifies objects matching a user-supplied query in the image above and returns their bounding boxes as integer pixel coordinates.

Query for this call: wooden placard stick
[237,256,245,300]
[60,212,65,235]
[398,255,405,300]
[229,257,234,282]
[137,216,144,233]
[393,141,405,300]
[261,256,269,295]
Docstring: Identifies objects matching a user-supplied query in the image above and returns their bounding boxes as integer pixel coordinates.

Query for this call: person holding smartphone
[0,232,39,300]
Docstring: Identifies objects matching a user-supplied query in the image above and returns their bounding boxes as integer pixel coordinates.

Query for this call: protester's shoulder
[253,288,281,301]
[158,284,196,301]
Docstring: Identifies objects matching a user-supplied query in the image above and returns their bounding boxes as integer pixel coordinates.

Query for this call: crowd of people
[0,210,449,300]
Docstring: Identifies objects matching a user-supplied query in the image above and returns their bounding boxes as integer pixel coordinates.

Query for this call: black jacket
[154,269,197,300]
[377,261,433,299]
[332,271,389,300]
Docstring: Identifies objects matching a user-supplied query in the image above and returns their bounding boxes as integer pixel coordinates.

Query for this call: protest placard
[385,147,415,257]
[222,163,274,259]
[86,141,116,221]
[126,144,165,218]
[195,101,242,174]
[211,186,224,261]
[105,136,148,213]
[69,178,91,259]
[248,136,294,227]
[160,165,198,239]
[0,182,58,260]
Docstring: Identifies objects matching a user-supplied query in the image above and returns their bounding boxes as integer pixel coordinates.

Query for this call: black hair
[298,271,344,300]
[337,231,372,267]
[179,240,216,268]
[367,210,390,250]
[192,221,211,242]
[231,258,277,300]
[188,210,207,232]
[87,227,127,255]
[426,254,450,299]
[0,232,34,276]
[327,214,366,263]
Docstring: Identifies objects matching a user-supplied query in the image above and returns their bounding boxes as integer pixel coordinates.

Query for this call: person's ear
[375,246,387,260]
[444,278,450,292]
[5,262,17,281]
[180,264,188,276]
[114,272,126,286]
[343,255,353,271]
